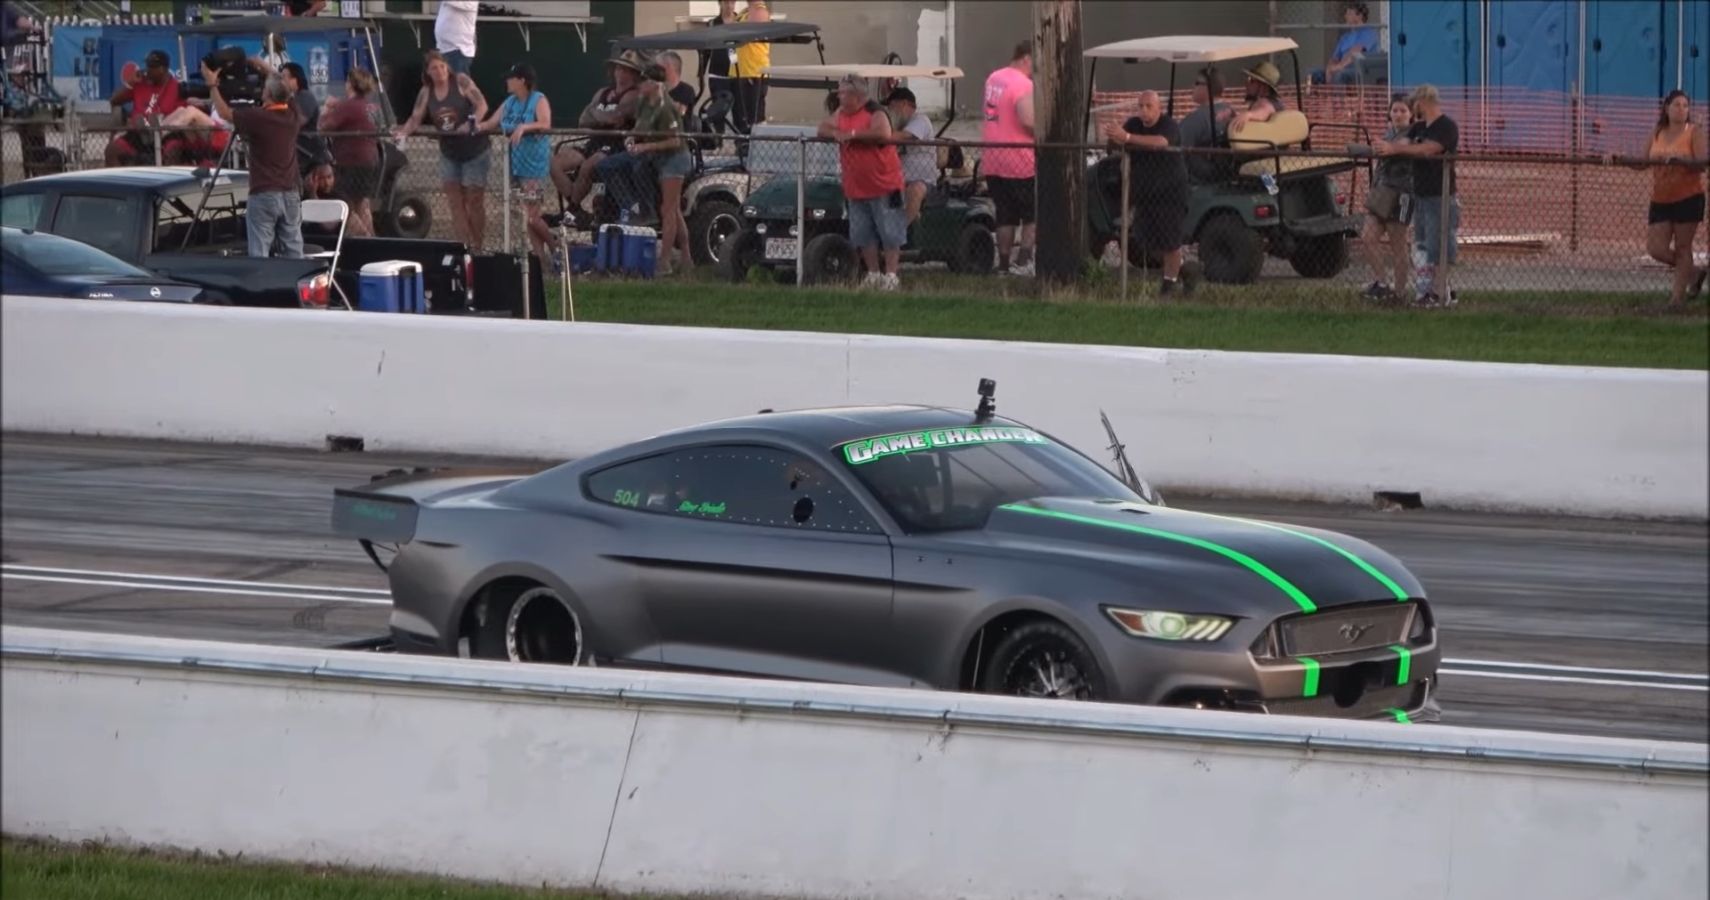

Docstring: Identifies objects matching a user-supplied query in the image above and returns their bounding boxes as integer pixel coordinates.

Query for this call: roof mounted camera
[974,378,996,422]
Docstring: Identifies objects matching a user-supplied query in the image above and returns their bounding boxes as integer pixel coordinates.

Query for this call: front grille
[1277,602,1416,657]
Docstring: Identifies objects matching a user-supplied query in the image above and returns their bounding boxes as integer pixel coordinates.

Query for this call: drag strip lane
[6,563,1706,693]
[2,433,1705,741]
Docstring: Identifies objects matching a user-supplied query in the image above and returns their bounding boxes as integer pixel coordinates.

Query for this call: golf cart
[1082,36,1358,283]
[175,15,432,238]
[718,64,995,285]
[568,21,828,265]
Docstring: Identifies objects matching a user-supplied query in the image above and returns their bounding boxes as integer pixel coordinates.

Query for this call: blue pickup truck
[0,167,472,310]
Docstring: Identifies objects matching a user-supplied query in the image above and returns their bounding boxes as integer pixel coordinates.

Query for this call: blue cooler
[595,224,658,277]
[358,261,426,313]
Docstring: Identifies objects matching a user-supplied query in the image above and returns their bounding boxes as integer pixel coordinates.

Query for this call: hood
[744,176,845,220]
[984,497,1422,617]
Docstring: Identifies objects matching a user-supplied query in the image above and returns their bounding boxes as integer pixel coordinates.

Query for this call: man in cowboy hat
[550,48,644,225]
[1231,59,1285,132]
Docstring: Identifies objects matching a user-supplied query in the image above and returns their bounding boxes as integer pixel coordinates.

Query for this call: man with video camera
[202,52,302,259]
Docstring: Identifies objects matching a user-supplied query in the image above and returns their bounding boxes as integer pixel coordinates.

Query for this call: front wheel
[803,232,857,284]
[688,198,744,266]
[470,584,586,666]
[717,227,762,283]
[1195,212,1266,284]
[978,620,1108,701]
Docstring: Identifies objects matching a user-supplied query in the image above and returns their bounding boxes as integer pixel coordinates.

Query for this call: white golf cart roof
[762,63,965,79]
[1083,36,1298,63]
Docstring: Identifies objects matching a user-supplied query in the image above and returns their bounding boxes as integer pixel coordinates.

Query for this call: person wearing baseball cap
[479,62,556,265]
[105,48,187,166]
[818,73,907,291]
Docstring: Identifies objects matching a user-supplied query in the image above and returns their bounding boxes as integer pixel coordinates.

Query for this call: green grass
[543,271,1709,370]
[0,838,719,900]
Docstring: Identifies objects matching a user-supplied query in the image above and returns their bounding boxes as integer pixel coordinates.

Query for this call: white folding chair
[300,198,353,309]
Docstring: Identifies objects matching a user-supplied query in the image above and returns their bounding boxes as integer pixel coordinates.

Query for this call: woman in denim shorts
[480,63,554,264]
[395,50,491,251]
[630,63,694,274]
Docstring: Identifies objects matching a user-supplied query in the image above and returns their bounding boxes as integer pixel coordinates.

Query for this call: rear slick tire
[471,585,586,666]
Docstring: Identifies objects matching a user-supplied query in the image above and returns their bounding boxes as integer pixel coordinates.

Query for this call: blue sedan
[1,226,205,303]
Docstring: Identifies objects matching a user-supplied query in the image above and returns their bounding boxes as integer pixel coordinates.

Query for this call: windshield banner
[841,426,1049,465]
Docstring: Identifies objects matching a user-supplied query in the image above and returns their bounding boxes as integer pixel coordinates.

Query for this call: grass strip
[540,276,1708,370]
[1,837,730,900]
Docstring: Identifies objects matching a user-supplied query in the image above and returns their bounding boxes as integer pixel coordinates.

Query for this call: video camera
[202,46,264,106]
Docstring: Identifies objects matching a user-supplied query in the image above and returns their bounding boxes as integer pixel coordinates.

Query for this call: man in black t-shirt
[1101,90,1192,294]
[1377,82,1460,307]
[660,51,698,116]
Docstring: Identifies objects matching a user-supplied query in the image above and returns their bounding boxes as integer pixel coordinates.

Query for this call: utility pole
[1033,0,1086,284]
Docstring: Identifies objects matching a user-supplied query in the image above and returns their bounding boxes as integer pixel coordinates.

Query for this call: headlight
[788,224,799,237]
[742,205,759,217]
[811,208,828,219]
[1105,607,1235,641]
[755,223,768,235]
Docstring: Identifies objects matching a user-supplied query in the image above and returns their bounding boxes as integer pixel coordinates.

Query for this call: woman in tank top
[395,50,492,251]
[1615,90,1708,307]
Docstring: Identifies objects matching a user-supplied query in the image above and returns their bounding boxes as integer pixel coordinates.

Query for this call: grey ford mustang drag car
[332,381,1440,722]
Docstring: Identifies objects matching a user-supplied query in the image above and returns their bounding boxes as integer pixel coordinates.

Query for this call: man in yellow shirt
[730,0,770,132]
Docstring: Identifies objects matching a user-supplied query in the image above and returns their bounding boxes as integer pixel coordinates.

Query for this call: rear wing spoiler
[330,465,543,571]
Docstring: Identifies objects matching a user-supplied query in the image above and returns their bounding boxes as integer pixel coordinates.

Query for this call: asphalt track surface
[3,433,1705,743]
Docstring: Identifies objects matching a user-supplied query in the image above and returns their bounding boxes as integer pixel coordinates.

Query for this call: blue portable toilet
[358,260,425,313]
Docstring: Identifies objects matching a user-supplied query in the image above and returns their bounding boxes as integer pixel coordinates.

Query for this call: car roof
[762,63,964,80]
[1084,35,1299,63]
[612,21,820,51]
[4,166,244,194]
[655,404,1031,448]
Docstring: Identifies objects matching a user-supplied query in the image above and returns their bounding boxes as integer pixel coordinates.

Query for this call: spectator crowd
[30,0,1709,305]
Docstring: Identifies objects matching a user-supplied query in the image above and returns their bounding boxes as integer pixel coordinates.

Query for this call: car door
[582,442,903,686]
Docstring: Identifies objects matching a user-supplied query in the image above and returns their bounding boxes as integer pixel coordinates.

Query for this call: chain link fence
[6,113,1705,303]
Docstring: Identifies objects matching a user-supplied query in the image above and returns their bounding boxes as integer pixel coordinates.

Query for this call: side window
[51,194,139,259]
[586,445,881,534]
[155,192,244,252]
[1,193,44,229]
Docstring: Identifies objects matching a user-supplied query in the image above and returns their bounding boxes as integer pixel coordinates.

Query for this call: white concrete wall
[3,295,1705,519]
[4,626,1705,900]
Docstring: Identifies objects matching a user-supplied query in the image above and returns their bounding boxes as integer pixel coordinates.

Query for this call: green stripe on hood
[999,503,1318,613]
[1170,509,1411,601]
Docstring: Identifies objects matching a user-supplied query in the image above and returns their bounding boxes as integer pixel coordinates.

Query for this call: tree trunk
[1032,0,1086,284]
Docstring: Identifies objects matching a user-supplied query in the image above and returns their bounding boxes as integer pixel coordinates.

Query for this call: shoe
[1159,277,1178,296]
[859,271,884,290]
[1008,259,1035,277]
[880,272,900,292]
[1412,291,1455,309]
[1362,280,1390,300]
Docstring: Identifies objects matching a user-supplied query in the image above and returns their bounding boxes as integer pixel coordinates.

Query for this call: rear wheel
[949,222,996,274]
[1288,234,1351,279]
[978,620,1108,701]
[471,584,586,666]
[1196,212,1266,284]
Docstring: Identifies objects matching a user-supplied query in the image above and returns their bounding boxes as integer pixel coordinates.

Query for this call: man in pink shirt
[982,40,1036,276]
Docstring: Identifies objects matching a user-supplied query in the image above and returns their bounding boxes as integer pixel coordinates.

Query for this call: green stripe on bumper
[1000,504,1318,613]
[1384,707,1412,724]
[1390,644,1412,685]
[1298,657,1321,697]
[1176,510,1410,601]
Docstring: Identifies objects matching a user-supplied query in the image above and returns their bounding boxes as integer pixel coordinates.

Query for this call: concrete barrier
[4,625,1705,900]
[3,295,1704,519]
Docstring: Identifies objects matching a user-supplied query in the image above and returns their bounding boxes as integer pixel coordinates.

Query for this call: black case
[470,252,549,320]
